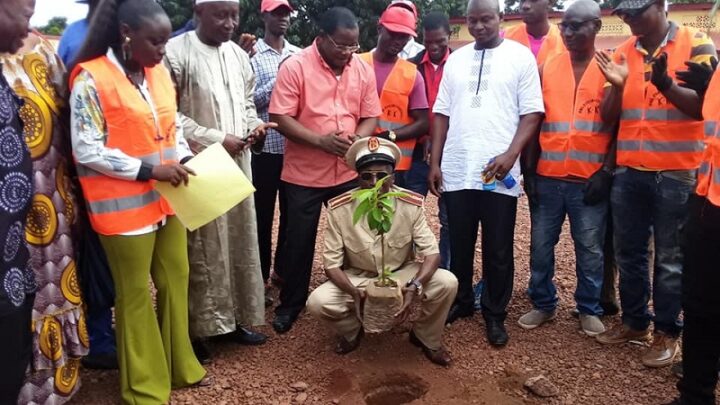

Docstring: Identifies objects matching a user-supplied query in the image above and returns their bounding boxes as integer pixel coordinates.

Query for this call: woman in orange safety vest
[67,0,206,403]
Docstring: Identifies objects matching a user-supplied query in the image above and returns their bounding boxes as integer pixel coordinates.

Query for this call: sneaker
[641,332,679,368]
[596,324,651,345]
[518,309,556,330]
[579,314,606,336]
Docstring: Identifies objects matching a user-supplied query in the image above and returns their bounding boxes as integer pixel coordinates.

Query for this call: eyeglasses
[557,18,599,32]
[326,35,361,53]
[359,171,392,181]
[616,1,656,19]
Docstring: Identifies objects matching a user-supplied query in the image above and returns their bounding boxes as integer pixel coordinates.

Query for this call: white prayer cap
[195,0,240,4]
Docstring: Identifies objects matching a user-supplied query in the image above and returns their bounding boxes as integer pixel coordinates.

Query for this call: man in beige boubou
[306,137,457,366]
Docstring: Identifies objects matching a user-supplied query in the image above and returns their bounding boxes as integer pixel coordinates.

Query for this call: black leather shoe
[192,340,212,365]
[446,303,474,325]
[81,353,119,370]
[485,320,509,347]
[231,327,268,345]
[272,314,296,334]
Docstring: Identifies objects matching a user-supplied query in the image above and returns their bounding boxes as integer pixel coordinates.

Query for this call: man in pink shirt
[269,7,382,333]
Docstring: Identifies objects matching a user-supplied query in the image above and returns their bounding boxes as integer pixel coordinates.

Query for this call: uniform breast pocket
[345,237,372,255]
[387,234,412,251]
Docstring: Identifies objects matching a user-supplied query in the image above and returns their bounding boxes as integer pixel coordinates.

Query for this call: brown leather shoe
[409,331,452,367]
[596,324,651,345]
[641,332,679,368]
[334,329,363,355]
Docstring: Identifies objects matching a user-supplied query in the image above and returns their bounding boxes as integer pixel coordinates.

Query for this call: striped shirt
[635,22,716,81]
[250,38,300,154]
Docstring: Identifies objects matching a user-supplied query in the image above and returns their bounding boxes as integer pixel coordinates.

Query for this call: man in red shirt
[269,7,382,333]
[407,11,452,270]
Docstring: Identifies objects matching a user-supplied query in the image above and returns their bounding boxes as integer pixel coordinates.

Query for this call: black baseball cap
[613,0,660,15]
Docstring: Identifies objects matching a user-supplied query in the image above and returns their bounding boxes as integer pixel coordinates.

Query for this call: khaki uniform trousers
[307,263,458,350]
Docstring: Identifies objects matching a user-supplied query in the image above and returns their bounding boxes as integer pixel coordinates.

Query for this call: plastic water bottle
[501,174,517,189]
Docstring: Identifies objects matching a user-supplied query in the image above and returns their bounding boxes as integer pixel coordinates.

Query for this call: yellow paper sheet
[154,143,256,231]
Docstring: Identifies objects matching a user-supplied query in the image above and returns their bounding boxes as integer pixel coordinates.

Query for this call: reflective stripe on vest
[620,108,694,121]
[706,121,718,138]
[89,190,161,214]
[616,140,705,153]
[615,26,704,170]
[537,51,611,179]
[540,150,606,163]
[541,120,613,134]
[69,56,179,235]
[359,52,418,171]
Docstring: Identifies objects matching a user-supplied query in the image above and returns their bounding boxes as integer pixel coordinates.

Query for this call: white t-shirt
[433,40,544,197]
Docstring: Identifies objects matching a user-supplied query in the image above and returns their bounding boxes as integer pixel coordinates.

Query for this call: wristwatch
[388,130,397,142]
[406,278,423,296]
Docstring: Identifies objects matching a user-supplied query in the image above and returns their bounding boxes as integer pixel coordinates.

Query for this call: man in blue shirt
[250,0,299,293]
[57,0,98,65]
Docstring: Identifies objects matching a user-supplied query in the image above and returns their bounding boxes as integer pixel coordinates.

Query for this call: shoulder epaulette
[328,191,354,210]
[398,189,424,207]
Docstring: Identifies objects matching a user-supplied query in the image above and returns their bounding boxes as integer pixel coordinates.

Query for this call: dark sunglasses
[557,18,599,32]
[616,1,656,18]
[359,171,391,181]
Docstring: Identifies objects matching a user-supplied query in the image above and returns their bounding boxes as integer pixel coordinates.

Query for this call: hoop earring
[122,36,132,62]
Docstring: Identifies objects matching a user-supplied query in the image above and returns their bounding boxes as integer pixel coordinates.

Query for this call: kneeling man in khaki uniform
[307,137,458,366]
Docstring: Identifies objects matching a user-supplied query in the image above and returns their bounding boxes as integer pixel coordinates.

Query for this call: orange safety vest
[615,26,705,171]
[504,23,566,66]
[698,68,720,207]
[537,52,614,179]
[359,52,417,171]
[69,56,178,235]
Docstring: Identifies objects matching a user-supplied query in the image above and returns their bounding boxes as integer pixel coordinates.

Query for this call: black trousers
[444,190,517,321]
[275,179,357,317]
[678,195,720,405]
[601,209,618,306]
[251,152,287,282]
[0,294,34,404]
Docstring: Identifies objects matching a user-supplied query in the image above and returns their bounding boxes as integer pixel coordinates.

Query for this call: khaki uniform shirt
[323,187,439,275]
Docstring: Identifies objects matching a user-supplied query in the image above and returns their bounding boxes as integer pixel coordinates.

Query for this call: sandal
[191,375,214,388]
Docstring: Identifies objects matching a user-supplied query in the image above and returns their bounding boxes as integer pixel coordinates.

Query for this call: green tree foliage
[351,177,408,287]
[159,0,195,30]
[37,16,68,36]
[159,0,466,50]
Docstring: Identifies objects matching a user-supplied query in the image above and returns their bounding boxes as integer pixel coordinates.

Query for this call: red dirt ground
[68,196,715,405]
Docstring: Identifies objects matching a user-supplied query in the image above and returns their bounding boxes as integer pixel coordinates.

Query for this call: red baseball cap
[388,0,418,18]
[261,0,293,13]
[379,6,417,37]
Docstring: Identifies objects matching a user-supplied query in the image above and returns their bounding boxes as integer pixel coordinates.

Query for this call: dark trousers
[600,209,618,307]
[0,294,34,404]
[275,179,357,317]
[252,152,287,282]
[611,168,692,336]
[677,195,720,405]
[444,190,517,322]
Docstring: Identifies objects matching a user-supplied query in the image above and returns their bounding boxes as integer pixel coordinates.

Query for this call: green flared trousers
[99,216,205,405]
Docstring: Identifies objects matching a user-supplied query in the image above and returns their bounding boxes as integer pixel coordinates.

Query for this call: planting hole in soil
[361,372,429,405]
